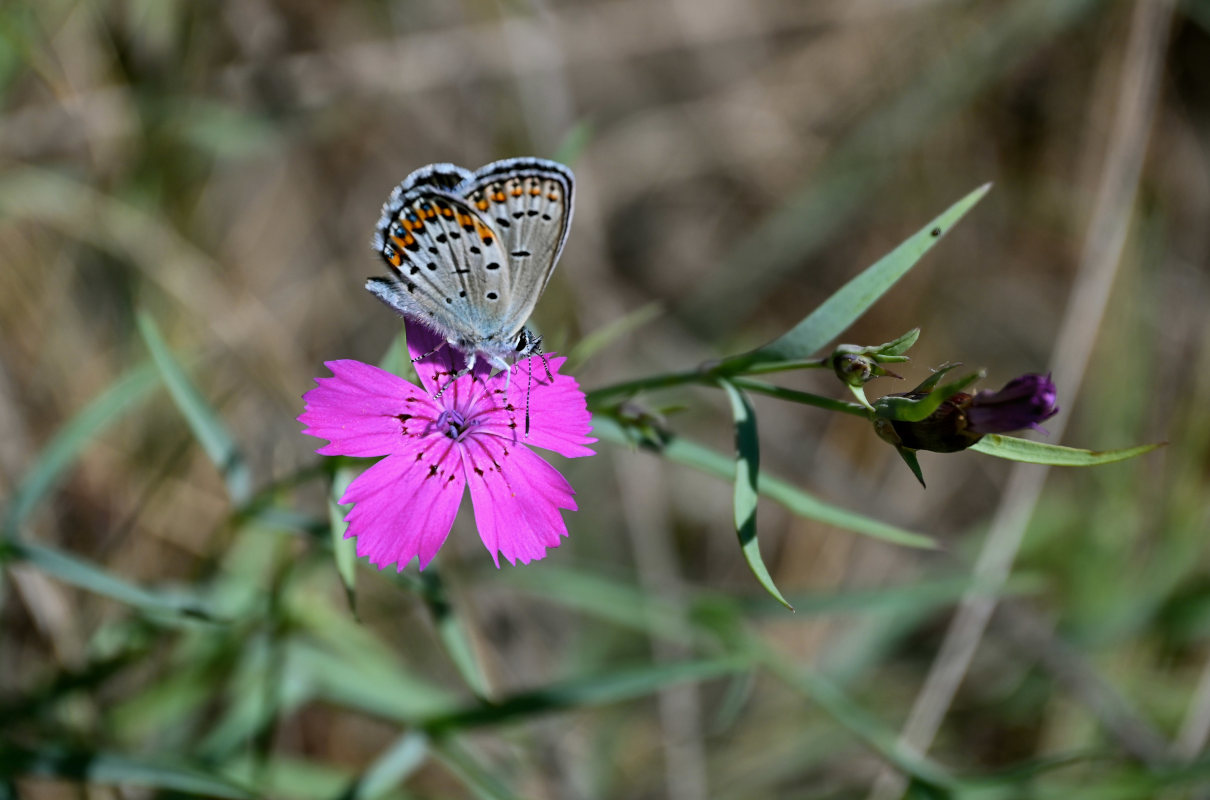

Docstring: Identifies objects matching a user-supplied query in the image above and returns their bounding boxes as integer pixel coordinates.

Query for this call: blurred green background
[2,0,1209,798]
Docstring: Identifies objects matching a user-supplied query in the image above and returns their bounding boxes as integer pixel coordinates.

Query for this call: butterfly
[368,158,575,394]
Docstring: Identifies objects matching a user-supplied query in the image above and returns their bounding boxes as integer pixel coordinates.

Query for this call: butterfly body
[369,158,574,380]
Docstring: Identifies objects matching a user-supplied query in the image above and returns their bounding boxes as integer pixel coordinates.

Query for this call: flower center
[435,409,469,440]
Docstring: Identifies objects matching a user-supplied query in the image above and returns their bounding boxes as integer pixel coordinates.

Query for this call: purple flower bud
[966,373,1059,435]
[878,372,1060,454]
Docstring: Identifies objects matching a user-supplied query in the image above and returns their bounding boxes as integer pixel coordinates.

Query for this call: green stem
[737,358,829,376]
[730,378,869,418]
[586,365,870,421]
[585,367,709,407]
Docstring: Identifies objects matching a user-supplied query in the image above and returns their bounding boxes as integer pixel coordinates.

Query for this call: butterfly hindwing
[458,158,574,335]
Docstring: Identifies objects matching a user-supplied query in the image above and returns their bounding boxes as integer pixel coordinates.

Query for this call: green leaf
[729,183,992,370]
[430,738,522,800]
[969,435,1164,466]
[377,324,416,381]
[719,380,792,610]
[0,745,255,799]
[552,119,595,165]
[328,467,358,616]
[759,655,956,791]
[420,656,750,730]
[496,565,692,643]
[3,361,160,540]
[593,415,935,549]
[565,302,663,370]
[340,732,429,800]
[415,570,493,699]
[2,540,218,621]
[137,312,252,504]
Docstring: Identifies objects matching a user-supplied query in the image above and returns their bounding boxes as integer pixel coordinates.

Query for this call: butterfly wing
[371,184,512,346]
[456,158,574,336]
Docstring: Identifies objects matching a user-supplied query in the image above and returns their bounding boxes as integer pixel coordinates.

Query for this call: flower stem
[586,367,711,407]
[586,363,868,420]
[730,378,869,418]
[736,358,829,376]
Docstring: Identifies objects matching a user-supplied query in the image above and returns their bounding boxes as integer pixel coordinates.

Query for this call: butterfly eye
[514,330,530,352]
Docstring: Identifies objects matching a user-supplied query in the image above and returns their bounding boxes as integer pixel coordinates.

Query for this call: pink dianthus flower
[299,320,595,569]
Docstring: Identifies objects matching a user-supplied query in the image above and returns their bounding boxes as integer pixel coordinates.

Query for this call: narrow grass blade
[759,653,956,791]
[970,435,1163,466]
[416,570,492,699]
[720,380,792,610]
[431,738,522,800]
[3,362,160,540]
[565,302,663,370]
[729,183,992,370]
[137,312,252,505]
[552,119,595,165]
[0,745,254,799]
[3,540,217,621]
[420,656,749,730]
[593,416,935,549]
[328,467,358,616]
[340,732,429,800]
[496,566,691,643]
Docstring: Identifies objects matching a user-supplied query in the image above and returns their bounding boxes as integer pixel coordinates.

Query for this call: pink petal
[467,355,596,458]
[461,435,578,567]
[299,360,438,457]
[340,438,467,570]
[405,318,492,401]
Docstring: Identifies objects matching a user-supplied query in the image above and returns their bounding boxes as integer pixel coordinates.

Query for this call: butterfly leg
[433,351,477,399]
[411,340,449,363]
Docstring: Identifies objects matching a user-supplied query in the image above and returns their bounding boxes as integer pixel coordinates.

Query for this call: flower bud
[966,373,1059,434]
[833,352,876,386]
[878,373,1059,453]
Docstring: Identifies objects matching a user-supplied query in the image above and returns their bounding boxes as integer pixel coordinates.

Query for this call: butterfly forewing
[459,158,574,335]
[374,190,511,344]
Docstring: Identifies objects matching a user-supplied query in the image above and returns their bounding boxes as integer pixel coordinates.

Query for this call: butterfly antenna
[524,355,534,436]
[535,340,554,383]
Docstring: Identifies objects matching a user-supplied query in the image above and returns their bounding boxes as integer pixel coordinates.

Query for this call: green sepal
[873,368,982,423]
[848,384,875,411]
[879,328,921,357]
[896,447,926,488]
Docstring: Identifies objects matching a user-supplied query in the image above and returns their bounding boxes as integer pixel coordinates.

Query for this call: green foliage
[719,379,792,609]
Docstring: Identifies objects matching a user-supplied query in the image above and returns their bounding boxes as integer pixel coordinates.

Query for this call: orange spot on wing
[476,200,489,211]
